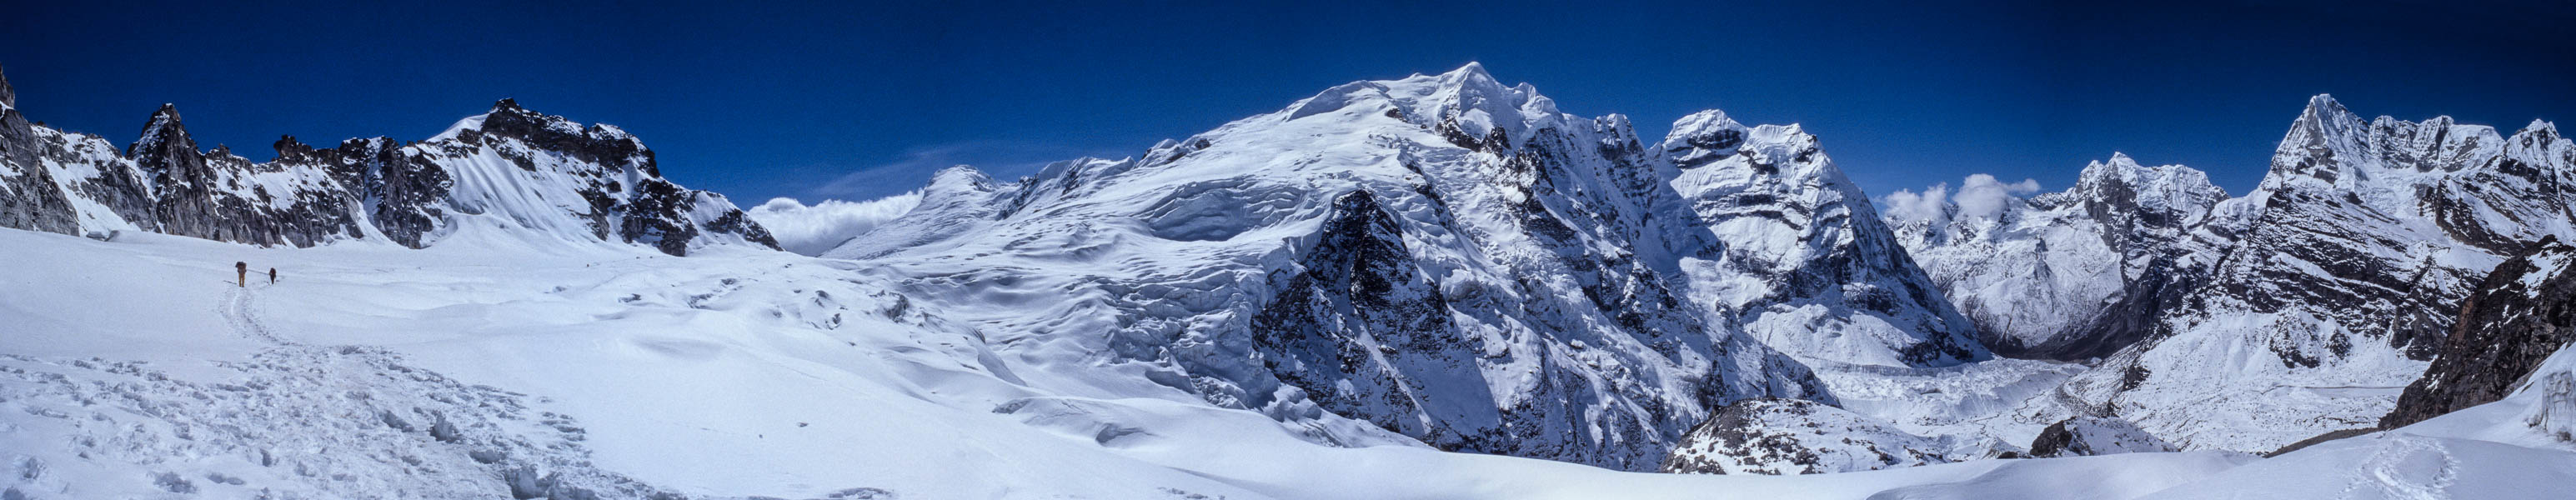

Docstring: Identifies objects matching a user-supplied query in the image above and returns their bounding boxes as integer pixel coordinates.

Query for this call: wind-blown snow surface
[0,228,2274,499]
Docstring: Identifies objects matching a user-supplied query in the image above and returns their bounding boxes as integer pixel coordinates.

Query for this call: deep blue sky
[4,1,2570,204]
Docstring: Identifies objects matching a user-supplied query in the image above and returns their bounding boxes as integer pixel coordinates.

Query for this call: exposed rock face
[1251,190,1472,442]
[0,70,774,255]
[275,135,449,248]
[2383,237,2576,428]
[1660,398,1953,475]
[2027,415,2177,458]
[829,64,1900,470]
[128,107,367,247]
[0,67,83,236]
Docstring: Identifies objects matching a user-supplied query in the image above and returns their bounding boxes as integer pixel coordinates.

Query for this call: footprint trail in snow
[0,285,697,498]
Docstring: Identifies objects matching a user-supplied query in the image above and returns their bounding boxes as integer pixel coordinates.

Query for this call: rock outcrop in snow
[2027,415,2178,458]
[820,63,1982,470]
[2383,237,2576,428]
[1659,398,1954,475]
[0,67,775,255]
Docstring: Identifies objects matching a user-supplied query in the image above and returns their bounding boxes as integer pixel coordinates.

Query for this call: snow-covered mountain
[1888,94,2576,454]
[2018,96,2576,453]
[0,68,775,256]
[822,63,1986,470]
[1887,156,2228,359]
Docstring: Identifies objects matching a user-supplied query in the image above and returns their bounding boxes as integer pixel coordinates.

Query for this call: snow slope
[0,225,2275,499]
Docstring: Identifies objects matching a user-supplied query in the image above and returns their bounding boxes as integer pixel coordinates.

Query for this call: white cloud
[745,192,925,256]
[1881,174,2042,226]
[1882,183,1952,225]
[1952,174,2040,220]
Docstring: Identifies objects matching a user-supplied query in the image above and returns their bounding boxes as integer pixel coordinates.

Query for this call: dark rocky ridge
[0,67,775,255]
[129,106,368,247]
[2381,237,2576,428]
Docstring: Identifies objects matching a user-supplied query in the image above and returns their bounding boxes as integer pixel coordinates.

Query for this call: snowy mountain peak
[1656,110,1750,169]
[1446,60,1491,78]
[2302,92,2349,118]
[0,65,14,109]
[2271,94,2513,193]
[1401,62,1562,149]
[1276,62,1569,152]
[2519,119,2562,140]
[2100,151,2140,168]
[925,164,994,192]
[2073,153,2224,218]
